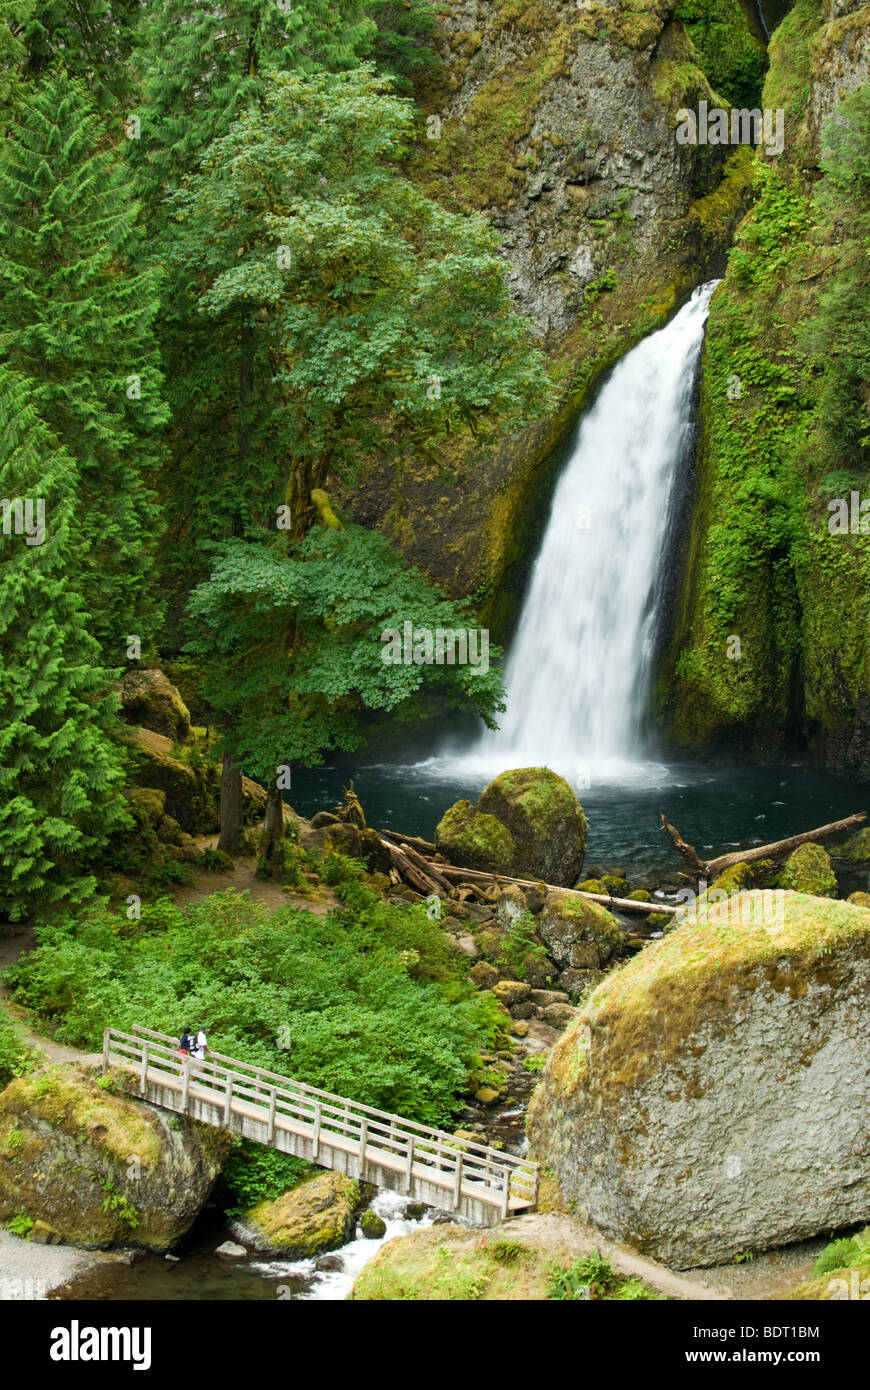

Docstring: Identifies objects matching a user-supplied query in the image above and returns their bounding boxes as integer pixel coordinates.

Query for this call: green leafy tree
[0,369,130,921]
[187,524,505,852]
[171,65,551,537]
[0,66,167,657]
[175,66,550,850]
[20,0,145,109]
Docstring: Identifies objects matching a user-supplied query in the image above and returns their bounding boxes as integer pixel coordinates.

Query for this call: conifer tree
[0,369,130,921]
[0,66,167,660]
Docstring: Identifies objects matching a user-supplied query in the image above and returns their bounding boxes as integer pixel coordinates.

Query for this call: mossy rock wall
[345,0,754,639]
[655,0,870,769]
[527,890,870,1266]
[0,1066,231,1250]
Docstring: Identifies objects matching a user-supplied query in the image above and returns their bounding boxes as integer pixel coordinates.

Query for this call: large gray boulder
[527,891,870,1267]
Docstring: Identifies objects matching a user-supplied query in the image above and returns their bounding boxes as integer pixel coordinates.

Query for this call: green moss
[840,829,870,862]
[544,891,870,1099]
[350,1223,663,1300]
[711,862,755,893]
[778,844,837,898]
[3,1070,163,1171]
[435,799,515,873]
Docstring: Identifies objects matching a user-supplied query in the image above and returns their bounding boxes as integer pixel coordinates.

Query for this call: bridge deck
[103,1027,538,1227]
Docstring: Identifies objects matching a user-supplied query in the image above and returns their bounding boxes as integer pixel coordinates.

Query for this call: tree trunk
[218,752,244,855]
[660,810,867,880]
[259,777,286,877]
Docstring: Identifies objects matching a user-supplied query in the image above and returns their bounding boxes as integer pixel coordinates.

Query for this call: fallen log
[398,841,454,897]
[383,841,444,899]
[380,828,437,854]
[434,863,681,916]
[660,810,867,880]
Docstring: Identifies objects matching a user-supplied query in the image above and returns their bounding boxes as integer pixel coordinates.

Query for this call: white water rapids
[431,281,719,790]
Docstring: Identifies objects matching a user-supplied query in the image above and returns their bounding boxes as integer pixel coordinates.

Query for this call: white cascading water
[462,280,719,786]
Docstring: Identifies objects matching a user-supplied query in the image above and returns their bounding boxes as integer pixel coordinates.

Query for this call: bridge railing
[103,1026,538,1212]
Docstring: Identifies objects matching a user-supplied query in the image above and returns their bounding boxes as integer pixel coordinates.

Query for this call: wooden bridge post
[358,1117,368,1182]
[501,1167,510,1220]
[139,1039,148,1097]
[101,1029,110,1076]
[312,1101,321,1160]
[181,1055,191,1114]
[452,1152,463,1209]
[267,1086,277,1144]
[223,1072,232,1126]
[405,1134,415,1192]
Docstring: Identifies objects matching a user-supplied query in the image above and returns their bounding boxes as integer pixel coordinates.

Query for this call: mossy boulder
[847,891,870,908]
[528,891,870,1267]
[360,1208,387,1240]
[779,844,837,898]
[435,800,514,875]
[120,669,193,743]
[0,1066,231,1250]
[536,890,626,972]
[231,1171,362,1258]
[126,727,274,836]
[575,878,609,895]
[710,861,755,894]
[839,829,870,863]
[478,768,588,886]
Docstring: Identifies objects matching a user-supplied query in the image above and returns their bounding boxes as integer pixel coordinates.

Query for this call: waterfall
[468,281,719,785]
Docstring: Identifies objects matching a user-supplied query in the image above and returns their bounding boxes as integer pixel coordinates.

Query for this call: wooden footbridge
[102,1027,539,1226]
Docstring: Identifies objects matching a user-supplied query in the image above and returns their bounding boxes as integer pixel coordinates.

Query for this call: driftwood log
[428,863,681,916]
[660,810,867,881]
[376,833,680,915]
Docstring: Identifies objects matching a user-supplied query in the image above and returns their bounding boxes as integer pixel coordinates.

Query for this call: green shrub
[6,889,502,1127]
[498,911,550,981]
[0,1013,38,1089]
[218,1138,313,1216]
[548,1253,665,1301]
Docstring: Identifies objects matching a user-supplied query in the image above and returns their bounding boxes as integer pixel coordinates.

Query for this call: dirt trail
[0,852,336,1069]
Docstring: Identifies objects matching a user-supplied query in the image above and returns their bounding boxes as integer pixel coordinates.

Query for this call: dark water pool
[287,757,869,880]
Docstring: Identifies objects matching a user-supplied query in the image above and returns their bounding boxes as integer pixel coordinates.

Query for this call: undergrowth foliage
[4,888,505,1127]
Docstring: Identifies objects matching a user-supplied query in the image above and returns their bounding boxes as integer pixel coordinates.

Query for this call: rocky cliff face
[347,0,755,636]
[657,0,870,771]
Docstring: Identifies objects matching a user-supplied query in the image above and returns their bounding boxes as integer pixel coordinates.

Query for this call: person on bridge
[178,1028,192,1057]
[191,1026,209,1064]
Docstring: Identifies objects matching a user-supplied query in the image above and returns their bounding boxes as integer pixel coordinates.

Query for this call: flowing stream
[472,280,718,784]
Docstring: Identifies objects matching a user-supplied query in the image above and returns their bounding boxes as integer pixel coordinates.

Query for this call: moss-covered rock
[0,1066,230,1249]
[657,0,870,772]
[711,861,755,893]
[840,829,870,862]
[575,878,609,895]
[231,1171,362,1258]
[360,1208,387,1240]
[477,768,588,886]
[435,799,515,874]
[119,669,193,743]
[536,889,627,971]
[847,891,870,908]
[778,843,837,898]
[528,890,870,1267]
